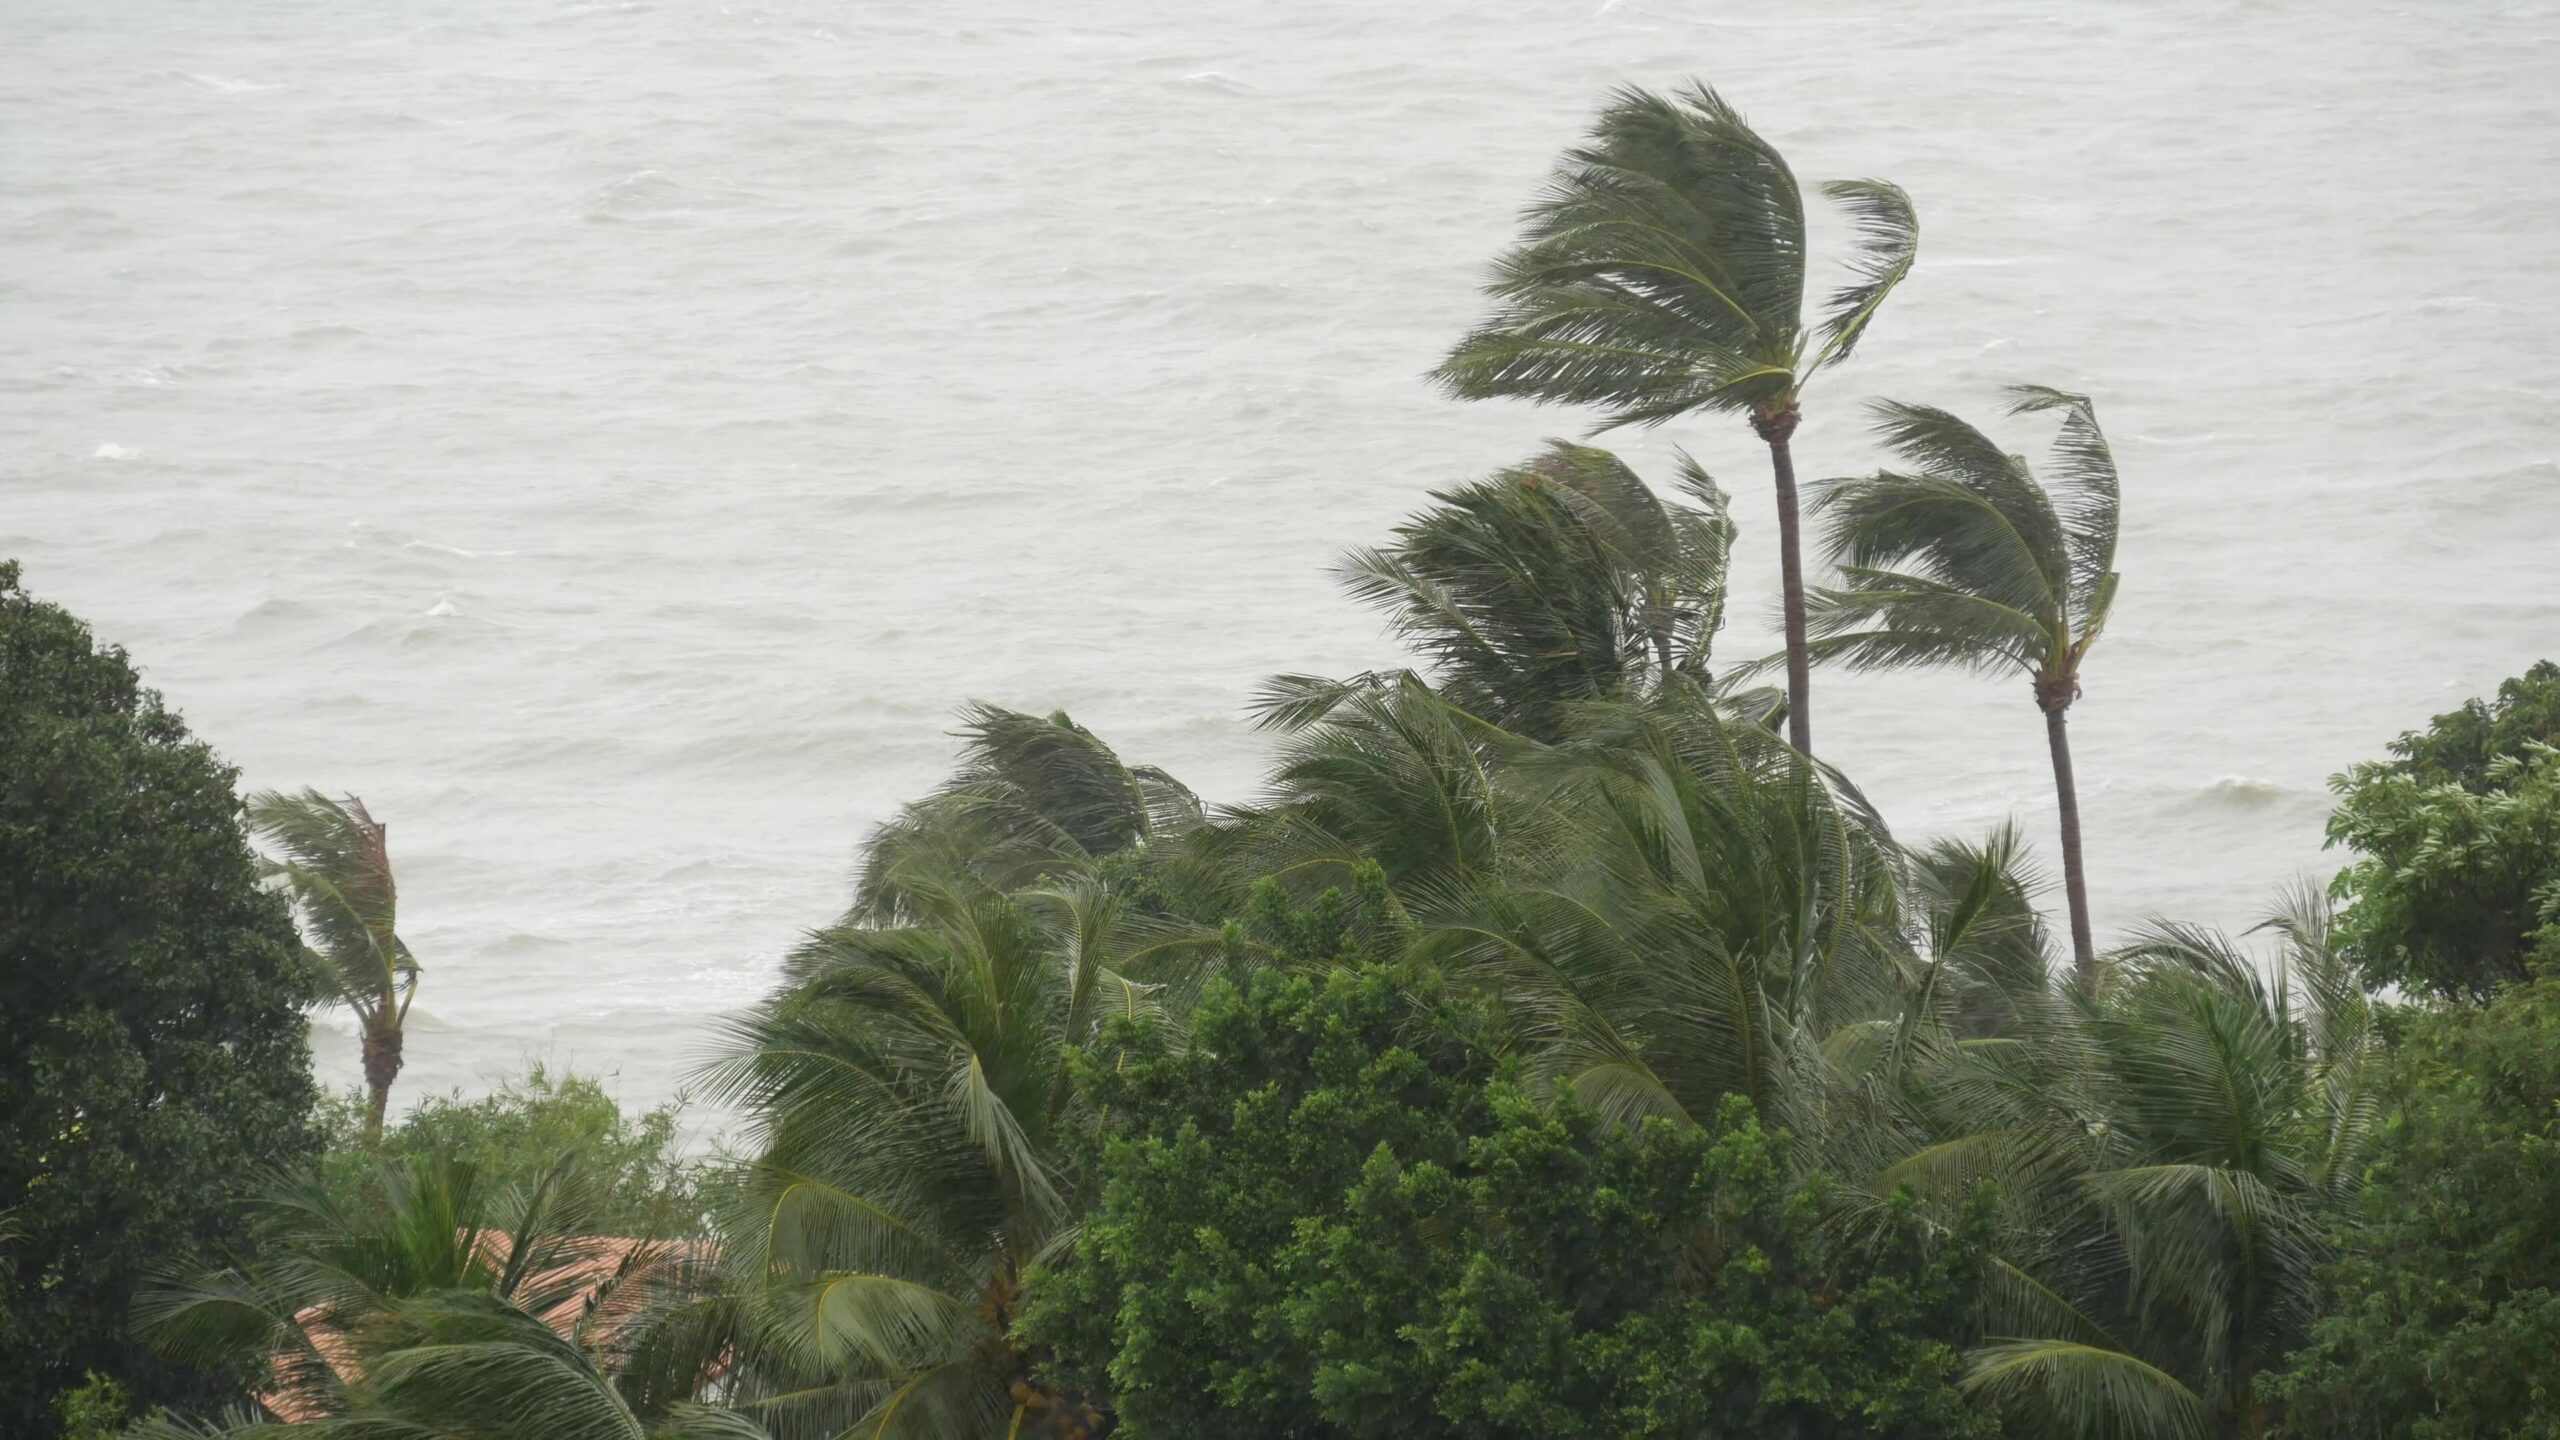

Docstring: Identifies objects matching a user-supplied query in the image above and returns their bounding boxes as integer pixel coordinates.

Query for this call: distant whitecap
[93,442,134,459]
[426,596,461,617]
[167,71,282,93]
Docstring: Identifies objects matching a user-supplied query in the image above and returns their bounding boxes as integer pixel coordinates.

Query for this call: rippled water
[7,0,2556,1128]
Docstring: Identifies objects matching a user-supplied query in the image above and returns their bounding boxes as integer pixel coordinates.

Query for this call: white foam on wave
[406,539,518,559]
[169,71,283,94]
[2195,775,2297,807]
[1180,71,1257,93]
[93,442,135,459]
[426,595,462,617]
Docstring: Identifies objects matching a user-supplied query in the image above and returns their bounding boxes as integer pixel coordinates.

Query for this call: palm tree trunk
[1760,417,1815,756]
[2041,696,2098,990]
[360,1021,404,1140]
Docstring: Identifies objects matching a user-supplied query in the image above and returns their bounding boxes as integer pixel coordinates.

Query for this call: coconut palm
[1804,387,2121,987]
[248,789,417,1137]
[698,878,1166,1439]
[1433,82,1918,757]
[1930,899,2380,1439]
[1415,689,1911,1137]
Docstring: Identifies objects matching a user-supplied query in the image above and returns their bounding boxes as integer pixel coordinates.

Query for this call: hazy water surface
[7,0,2556,1126]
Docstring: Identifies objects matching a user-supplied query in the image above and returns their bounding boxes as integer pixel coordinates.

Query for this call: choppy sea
[7,0,2555,1135]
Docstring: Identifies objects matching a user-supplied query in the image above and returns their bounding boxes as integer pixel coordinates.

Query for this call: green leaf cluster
[2266,974,2560,1437]
[314,1067,710,1238]
[1021,955,1994,1439]
[2327,661,2560,1000]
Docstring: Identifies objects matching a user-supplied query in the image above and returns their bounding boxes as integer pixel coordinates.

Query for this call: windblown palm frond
[1323,443,1739,741]
[1809,393,2119,685]
[131,1290,763,1440]
[1420,689,1909,1140]
[1220,675,1550,898]
[698,881,1146,1438]
[1846,891,2381,1437]
[853,706,1201,924]
[247,789,412,1013]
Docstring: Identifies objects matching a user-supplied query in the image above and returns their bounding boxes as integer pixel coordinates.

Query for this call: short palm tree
[249,789,417,1136]
[854,706,1203,925]
[700,879,1163,1439]
[1923,897,2380,1439]
[139,1150,731,1436]
[1434,82,1918,757]
[1804,387,2120,986]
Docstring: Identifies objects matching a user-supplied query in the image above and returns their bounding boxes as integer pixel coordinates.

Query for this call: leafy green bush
[2268,975,2560,1436]
[2328,662,2560,1000]
[1022,961,1992,1439]
[317,1066,711,1237]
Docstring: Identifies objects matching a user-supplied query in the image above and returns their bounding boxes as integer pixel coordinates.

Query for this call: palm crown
[1433,83,1915,426]
[1295,441,1736,741]
[1806,387,2120,700]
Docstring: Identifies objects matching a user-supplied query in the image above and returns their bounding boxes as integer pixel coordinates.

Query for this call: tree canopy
[0,562,321,1436]
[1021,947,1994,1440]
[2327,661,2560,1000]
[2266,973,2560,1436]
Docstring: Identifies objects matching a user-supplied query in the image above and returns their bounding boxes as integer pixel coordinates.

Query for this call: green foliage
[1878,904,2381,1439]
[1290,442,1739,741]
[853,706,1203,925]
[315,1067,710,1237]
[2380,660,2560,792]
[694,872,1191,1438]
[2327,662,2560,1000]
[0,561,321,1437]
[2266,975,2560,1437]
[54,1373,146,1440]
[1023,961,1994,1439]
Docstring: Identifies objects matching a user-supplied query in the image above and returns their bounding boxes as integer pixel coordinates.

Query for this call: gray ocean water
[7,0,2556,1131]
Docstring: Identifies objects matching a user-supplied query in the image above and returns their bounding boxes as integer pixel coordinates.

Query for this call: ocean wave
[2189,775,2304,808]
[1178,71,1258,94]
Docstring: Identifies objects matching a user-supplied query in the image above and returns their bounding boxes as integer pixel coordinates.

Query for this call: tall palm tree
[1804,387,2121,987]
[249,789,417,1137]
[1434,82,1919,757]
